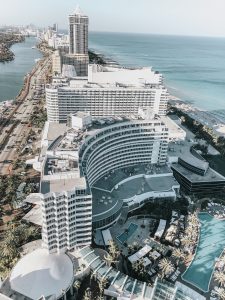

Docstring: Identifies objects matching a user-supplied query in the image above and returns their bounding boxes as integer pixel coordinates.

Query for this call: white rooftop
[10,249,73,300]
[155,219,167,238]
[72,5,86,17]
[75,5,82,14]
[88,65,162,87]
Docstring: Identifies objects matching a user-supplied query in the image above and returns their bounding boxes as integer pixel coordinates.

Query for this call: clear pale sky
[1,0,225,37]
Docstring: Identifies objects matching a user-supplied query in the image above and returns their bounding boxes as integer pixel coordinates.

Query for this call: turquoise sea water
[0,37,42,101]
[182,212,225,292]
[89,32,225,111]
[1,32,225,111]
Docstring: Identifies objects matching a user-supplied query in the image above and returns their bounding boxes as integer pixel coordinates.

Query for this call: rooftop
[44,157,79,176]
[47,65,166,90]
[91,164,179,221]
[171,163,225,183]
[9,249,73,300]
[88,64,163,86]
[72,5,87,17]
[40,177,86,194]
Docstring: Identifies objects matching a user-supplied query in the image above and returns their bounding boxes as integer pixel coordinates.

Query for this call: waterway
[0,37,42,102]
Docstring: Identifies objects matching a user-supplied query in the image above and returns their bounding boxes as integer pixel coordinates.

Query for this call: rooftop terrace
[92,164,179,221]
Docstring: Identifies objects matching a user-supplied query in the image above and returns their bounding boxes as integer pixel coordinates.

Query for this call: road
[0,56,51,175]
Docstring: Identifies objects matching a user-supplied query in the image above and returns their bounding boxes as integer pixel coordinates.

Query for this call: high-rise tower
[69,5,89,55]
[63,5,89,76]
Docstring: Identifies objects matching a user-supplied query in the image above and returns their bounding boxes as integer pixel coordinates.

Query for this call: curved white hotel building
[39,117,178,254]
[46,65,168,123]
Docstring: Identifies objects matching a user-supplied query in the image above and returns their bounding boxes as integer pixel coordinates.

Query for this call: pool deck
[182,212,225,293]
[116,223,138,244]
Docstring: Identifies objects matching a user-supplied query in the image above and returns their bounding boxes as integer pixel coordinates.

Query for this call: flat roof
[93,164,172,192]
[47,122,68,142]
[172,163,225,183]
[155,219,167,238]
[89,65,162,86]
[92,164,178,221]
[41,177,86,194]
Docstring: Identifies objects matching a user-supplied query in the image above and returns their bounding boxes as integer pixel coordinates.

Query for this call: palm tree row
[0,224,40,278]
[181,212,199,250]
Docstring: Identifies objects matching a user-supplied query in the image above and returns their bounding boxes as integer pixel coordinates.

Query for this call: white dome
[10,249,73,299]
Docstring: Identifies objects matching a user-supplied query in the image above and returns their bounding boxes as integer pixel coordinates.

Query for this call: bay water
[0,37,42,101]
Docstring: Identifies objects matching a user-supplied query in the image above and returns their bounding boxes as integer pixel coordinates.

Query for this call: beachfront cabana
[128,244,152,263]
[154,219,166,239]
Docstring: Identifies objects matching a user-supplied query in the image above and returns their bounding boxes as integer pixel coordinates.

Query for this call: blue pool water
[117,223,138,244]
[182,212,225,292]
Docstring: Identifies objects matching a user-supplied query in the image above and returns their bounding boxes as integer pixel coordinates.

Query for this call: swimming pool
[117,223,138,244]
[182,212,225,292]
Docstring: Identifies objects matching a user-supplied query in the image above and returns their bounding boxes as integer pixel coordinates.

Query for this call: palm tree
[181,236,192,247]
[108,239,120,261]
[127,244,134,254]
[214,271,225,287]
[83,287,91,300]
[172,248,185,265]
[220,256,225,265]
[158,258,175,278]
[188,213,198,225]
[98,277,108,297]
[214,287,225,300]
[1,230,19,260]
[104,253,117,267]
[90,271,96,285]
[132,259,145,274]
[73,280,81,296]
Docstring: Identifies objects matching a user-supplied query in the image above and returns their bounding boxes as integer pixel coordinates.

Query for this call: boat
[31,46,36,49]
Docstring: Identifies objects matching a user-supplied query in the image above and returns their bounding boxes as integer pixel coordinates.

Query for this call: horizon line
[61,28,225,39]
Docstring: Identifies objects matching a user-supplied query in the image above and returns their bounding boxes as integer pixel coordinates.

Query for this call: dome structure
[10,249,73,299]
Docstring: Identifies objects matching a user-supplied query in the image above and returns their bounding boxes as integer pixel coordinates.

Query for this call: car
[3,160,12,163]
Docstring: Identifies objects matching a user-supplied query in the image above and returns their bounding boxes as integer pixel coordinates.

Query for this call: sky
[1,0,225,37]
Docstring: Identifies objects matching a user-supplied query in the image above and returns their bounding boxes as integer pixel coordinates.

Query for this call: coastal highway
[0,56,51,175]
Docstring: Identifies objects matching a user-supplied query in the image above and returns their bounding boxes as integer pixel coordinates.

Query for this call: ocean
[0,37,42,102]
[89,32,225,111]
[1,32,225,111]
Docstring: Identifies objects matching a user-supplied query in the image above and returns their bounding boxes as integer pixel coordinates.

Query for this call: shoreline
[0,33,25,62]
[91,48,225,133]
[0,40,48,118]
[0,38,44,104]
